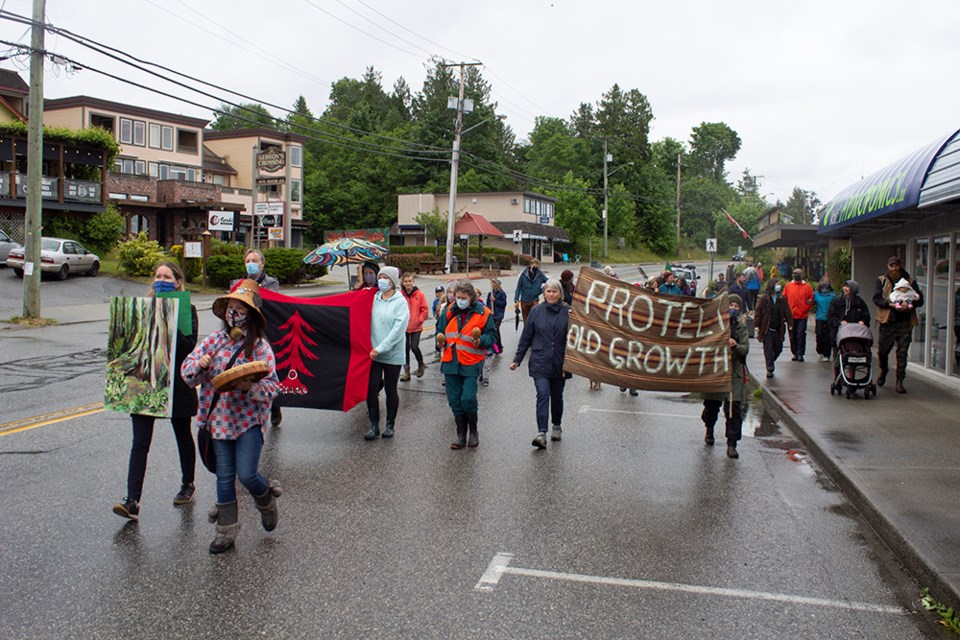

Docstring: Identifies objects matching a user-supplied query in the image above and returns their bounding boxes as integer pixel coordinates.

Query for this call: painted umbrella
[302,238,390,267]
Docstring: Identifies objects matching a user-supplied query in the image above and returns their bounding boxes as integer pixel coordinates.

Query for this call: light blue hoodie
[371,290,410,365]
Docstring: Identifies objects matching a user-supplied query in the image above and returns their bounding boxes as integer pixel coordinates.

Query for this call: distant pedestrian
[728,273,752,312]
[677,277,692,296]
[873,256,923,393]
[827,280,870,381]
[783,268,815,362]
[364,266,409,439]
[432,285,445,319]
[181,279,281,554]
[437,280,497,449]
[514,258,548,322]
[113,261,199,523]
[658,271,681,295]
[486,278,507,352]
[355,260,380,291]
[603,265,618,279]
[560,269,576,305]
[399,273,429,382]
[510,279,571,448]
[813,276,836,361]
[754,279,793,378]
[744,264,761,307]
[701,293,749,458]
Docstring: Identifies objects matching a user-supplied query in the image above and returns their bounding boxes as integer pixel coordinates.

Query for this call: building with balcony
[396,191,568,262]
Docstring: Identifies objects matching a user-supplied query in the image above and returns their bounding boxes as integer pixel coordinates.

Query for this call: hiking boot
[400,366,411,382]
[415,363,426,378]
[551,425,562,441]
[173,483,196,505]
[726,445,739,459]
[532,432,547,449]
[704,428,715,446]
[209,501,240,554]
[113,498,139,521]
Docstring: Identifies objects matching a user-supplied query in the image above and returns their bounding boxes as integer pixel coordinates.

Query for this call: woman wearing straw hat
[181,279,281,554]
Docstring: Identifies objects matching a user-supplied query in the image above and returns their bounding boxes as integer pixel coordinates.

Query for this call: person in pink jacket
[783,268,815,362]
[400,272,429,381]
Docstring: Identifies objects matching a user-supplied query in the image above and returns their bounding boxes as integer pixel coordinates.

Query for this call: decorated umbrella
[303,238,389,267]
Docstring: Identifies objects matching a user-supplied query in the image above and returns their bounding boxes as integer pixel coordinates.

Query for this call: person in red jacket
[400,272,430,381]
[783,268,815,362]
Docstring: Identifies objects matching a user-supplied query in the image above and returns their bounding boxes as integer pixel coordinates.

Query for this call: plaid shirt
[181,330,279,440]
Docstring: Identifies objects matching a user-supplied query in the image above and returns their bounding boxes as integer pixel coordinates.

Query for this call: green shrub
[262,248,326,284]
[206,254,245,288]
[116,233,165,276]
[210,239,247,256]
[83,205,125,256]
[493,254,514,269]
[386,253,432,274]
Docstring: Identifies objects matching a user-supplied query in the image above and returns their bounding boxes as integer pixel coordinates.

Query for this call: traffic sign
[512,229,522,243]
[705,238,717,253]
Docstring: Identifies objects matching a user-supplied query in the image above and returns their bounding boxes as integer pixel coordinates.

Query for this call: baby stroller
[830,323,878,399]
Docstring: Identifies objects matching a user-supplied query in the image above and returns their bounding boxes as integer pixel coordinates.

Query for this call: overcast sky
[2,0,959,206]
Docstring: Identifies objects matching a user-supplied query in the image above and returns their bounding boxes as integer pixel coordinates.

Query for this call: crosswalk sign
[705,238,717,253]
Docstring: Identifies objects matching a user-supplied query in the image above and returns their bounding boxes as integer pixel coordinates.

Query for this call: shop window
[930,236,950,372]
[910,238,929,365]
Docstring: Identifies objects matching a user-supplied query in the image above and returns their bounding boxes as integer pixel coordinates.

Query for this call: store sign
[208,210,234,231]
[184,242,203,258]
[323,228,389,244]
[267,227,284,241]
[254,202,285,217]
[256,149,286,173]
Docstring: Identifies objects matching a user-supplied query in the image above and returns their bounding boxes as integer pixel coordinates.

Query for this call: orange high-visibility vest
[441,305,490,366]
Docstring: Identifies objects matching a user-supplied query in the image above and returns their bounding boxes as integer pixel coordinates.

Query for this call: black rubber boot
[877,368,888,387]
[382,408,396,438]
[704,427,715,446]
[451,415,468,449]
[466,413,479,448]
[208,500,239,554]
[253,479,283,532]
[365,406,380,440]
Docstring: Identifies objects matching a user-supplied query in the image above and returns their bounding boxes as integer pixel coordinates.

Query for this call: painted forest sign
[564,268,732,393]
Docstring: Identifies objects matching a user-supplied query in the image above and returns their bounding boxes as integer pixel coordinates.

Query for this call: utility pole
[602,139,609,258]
[442,61,481,274]
[22,0,46,319]
[675,153,682,259]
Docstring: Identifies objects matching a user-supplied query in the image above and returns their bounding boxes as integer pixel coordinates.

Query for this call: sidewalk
[748,338,960,610]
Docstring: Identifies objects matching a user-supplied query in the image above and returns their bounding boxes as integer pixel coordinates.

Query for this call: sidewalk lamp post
[602,139,633,258]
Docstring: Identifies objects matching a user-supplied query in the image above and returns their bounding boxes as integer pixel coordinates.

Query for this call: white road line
[474,553,514,591]
[579,405,697,419]
[477,556,906,615]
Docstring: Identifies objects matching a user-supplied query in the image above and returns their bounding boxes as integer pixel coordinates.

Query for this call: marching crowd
[111,253,925,555]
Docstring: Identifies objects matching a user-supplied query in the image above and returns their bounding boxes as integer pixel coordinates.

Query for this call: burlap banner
[564,268,732,392]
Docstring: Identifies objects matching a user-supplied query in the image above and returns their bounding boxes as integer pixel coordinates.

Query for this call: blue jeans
[212,427,267,503]
[533,376,565,433]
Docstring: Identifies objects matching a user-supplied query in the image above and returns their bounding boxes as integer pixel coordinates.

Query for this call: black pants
[404,331,423,368]
[877,321,913,380]
[815,319,831,356]
[368,360,401,421]
[701,399,743,444]
[763,329,784,373]
[126,414,195,502]
[789,318,808,357]
[493,319,503,352]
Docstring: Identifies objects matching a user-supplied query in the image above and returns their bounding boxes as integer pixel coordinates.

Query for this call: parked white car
[7,237,100,279]
[0,229,16,265]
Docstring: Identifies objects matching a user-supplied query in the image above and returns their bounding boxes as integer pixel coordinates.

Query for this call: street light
[444,112,506,273]
[602,139,633,258]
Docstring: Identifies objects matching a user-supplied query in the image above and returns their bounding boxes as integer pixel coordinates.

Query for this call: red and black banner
[260,288,375,412]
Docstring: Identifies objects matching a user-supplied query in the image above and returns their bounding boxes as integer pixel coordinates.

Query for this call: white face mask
[455,298,470,310]
[378,278,392,292]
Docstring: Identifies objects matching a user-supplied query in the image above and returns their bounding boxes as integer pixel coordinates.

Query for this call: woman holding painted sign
[700,293,750,459]
[510,279,571,449]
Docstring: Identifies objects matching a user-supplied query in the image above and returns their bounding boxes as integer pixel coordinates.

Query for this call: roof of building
[202,145,238,175]
[454,212,502,236]
[491,220,569,242]
[44,95,210,128]
[0,69,28,95]
[400,190,557,203]
[204,127,307,144]
[818,128,960,235]
[0,94,27,122]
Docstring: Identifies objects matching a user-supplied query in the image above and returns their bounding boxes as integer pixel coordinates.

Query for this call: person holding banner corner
[700,293,750,459]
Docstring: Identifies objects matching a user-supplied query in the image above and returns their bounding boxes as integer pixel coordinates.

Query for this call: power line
[301,0,425,59]
[350,0,477,62]
[330,0,436,59]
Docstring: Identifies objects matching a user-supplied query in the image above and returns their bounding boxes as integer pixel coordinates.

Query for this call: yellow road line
[0,403,104,436]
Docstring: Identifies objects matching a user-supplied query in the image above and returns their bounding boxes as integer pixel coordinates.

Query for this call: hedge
[206,248,327,288]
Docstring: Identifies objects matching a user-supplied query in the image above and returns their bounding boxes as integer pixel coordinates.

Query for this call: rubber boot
[383,409,396,438]
[896,377,906,394]
[451,415,468,449]
[726,443,739,459]
[400,366,411,382]
[704,426,715,446]
[365,405,380,440]
[466,413,479,448]
[208,501,239,554]
[253,479,283,532]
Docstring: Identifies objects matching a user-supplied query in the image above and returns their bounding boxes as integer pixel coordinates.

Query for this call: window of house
[177,129,198,154]
[122,158,135,174]
[212,174,225,186]
[161,126,173,151]
[113,160,122,173]
[130,214,149,234]
[133,121,145,146]
[289,146,302,167]
[120,118,133,144]
[159,164,169,180]
[259,184,278,195]
[130,195,149,202]
[187,168,196,182]
[109,192,128,200]
[169,166,187,181]
[290,178,301,203]
[135,160,146,175]
[148,162,158,177]
[91,114,115,133]
[149,123,161,148]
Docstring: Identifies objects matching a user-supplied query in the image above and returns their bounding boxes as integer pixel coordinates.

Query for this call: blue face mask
[153,280,176,293]
[729,307,740,322]
[364,272,377,285]
[245,262,260,277]
[377,278,392,292]
[455,298,470,310]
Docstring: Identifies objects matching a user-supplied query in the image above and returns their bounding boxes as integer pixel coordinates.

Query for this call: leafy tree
[687,122,742,182]
[606,183,636,240]
[679,175,737,246]
[525,116,591,183]
[651,137,685,177]
[736,168,761,198]
[210,103,275,130]
[549,171,598,249]
[781,187,821,224]
[595,84,654,164]
[415,207,448,255]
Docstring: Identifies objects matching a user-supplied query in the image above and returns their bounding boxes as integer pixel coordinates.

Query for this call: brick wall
[156,180,221,204]
[108,174,156,199]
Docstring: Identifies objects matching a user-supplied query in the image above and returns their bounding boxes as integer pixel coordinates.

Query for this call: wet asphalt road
[0,273,948,639]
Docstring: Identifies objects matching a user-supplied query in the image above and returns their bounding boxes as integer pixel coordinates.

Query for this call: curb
[749,373,960,612]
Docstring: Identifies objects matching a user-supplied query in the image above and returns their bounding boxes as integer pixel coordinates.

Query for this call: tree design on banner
[272,310,318,395]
